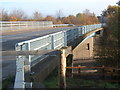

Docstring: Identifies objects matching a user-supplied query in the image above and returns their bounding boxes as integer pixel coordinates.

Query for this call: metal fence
[14,24,102,88]
[0,21,53,31]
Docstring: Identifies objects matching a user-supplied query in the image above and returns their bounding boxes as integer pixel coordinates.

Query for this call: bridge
[1,21,103,88]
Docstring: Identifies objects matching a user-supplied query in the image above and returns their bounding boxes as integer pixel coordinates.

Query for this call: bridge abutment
[73,36,94,60]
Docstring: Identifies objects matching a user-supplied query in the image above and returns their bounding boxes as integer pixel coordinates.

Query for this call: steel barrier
[53,24,75,27]
[14,24,102,88]
[0,21,53,31]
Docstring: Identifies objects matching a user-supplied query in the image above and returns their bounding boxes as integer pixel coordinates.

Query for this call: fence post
[66,54,73,77]
[102,65,105,80]
[59,48,66,89]
[78,65,81,74]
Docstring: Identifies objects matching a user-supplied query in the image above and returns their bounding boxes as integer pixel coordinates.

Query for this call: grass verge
[42,68,58,88]
[42,68,120,89]
[67,77,120,89]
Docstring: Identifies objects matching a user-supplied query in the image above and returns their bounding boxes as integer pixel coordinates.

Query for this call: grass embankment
[42,68,120,89]
[42,68,58,88]
[67,77,120,89]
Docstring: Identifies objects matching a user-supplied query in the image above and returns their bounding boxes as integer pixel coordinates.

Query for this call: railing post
[51,35,54,49]
[28,42,31,73]
[25,42,32,88]
[64,31,67,46]
[16,42,32,88]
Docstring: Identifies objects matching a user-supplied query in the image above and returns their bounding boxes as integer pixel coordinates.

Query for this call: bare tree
[56,10,64,21]
[9,9,26,21]
[0,8,9,21]
[33,11,42,20]
[83,9,91,16]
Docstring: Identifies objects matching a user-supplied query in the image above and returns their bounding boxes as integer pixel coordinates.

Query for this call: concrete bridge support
[73,36,94,60]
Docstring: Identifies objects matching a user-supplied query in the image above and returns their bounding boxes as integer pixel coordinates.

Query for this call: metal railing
[14,24,102,88]
[53,24,75,27]
[0,21,53,31]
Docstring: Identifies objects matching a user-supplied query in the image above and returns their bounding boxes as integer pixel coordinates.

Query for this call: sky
[0,0,119,17]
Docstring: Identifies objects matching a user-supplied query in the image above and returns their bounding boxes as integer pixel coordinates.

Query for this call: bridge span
[1,23,103,88]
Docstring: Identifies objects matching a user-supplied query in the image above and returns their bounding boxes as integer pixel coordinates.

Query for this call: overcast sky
[0,0,118,17]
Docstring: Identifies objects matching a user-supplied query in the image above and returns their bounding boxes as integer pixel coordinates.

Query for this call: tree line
[0,9,99,25]
[95,4,120,67]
